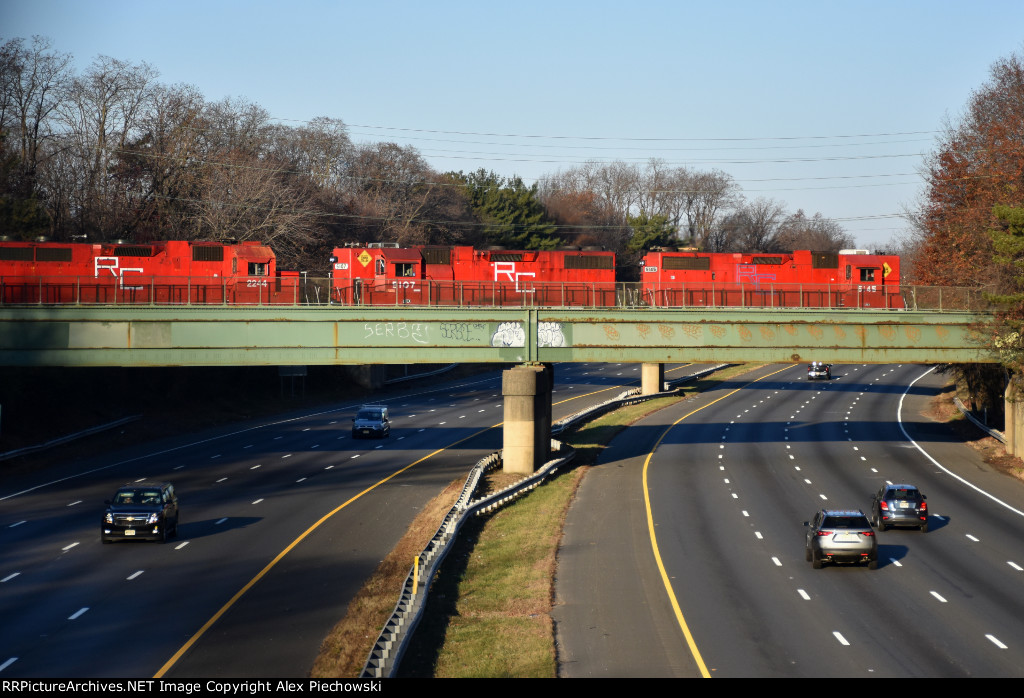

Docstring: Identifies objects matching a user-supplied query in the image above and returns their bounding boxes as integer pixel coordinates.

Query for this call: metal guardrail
[359,364,726,678]
[953,397,1005,444]
[359,444,579,678]
[0,415,141,462]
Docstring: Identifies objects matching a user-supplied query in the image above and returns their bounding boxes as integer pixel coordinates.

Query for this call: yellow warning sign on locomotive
[882,262,892,278]
[357,251,372,268]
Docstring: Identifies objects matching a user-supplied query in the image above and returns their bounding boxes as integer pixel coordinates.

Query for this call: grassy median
[312,364,760,678]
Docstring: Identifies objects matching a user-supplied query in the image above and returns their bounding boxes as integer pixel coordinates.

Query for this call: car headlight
[104,513,113,524]
[146,513,159,524]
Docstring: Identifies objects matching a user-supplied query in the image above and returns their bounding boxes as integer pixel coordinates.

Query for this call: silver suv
[804,509,877,569]
[352,404,390,439]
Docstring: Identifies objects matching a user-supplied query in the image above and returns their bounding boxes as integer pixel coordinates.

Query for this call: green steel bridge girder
[0,306,996,367]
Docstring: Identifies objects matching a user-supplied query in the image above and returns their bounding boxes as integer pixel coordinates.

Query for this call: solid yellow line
[155,362,696,677]
[154,426,496,678]
[641,365,793,678]
[552,363,694,406]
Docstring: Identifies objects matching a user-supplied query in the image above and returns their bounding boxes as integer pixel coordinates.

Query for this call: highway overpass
[0,306,994,367]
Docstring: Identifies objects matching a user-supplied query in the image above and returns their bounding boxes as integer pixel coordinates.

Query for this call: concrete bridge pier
[641,363,665,395]
[502,364,553,474]
[1006,383,1023,457]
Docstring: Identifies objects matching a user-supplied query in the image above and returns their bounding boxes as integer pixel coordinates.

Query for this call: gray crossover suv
[871,483,928,532]
[805,509,878,569]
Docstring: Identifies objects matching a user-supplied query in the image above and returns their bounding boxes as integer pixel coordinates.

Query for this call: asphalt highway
[555,363,1024,677]
[0,362,692,678]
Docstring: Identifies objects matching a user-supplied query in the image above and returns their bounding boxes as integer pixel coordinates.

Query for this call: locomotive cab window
[248,262,268,276]
[376,259,385,275]
[859,268,877,282]
[394,263,417,277]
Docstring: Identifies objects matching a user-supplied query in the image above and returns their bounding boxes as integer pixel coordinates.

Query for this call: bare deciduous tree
[1,36,72,200]
[344,142,473,246]
[775,209,854,251]
[190,149,321,256]
[720,197,787,251]
[201,96,274,157]
[541,160,740,251]
[59,54,159,236]
[277,116,352,192]
[133,83,208,238]
[680,169,740,249]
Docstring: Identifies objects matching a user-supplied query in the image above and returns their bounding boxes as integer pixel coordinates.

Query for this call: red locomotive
[0,239,300,305]
[0,238,903,309]
[329,245,618,306]
[640,249,902,309]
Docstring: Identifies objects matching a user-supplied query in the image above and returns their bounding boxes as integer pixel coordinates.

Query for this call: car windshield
[115,489,161,504]
[357,411,381,420]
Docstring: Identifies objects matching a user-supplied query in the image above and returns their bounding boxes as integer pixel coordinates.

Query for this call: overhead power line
[332,122,940,143]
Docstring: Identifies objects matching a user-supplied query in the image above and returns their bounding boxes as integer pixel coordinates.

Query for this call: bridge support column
[641,363,665,395]
[1006,382,1023,457]
[502,364,553,474]
[348,364,386,389]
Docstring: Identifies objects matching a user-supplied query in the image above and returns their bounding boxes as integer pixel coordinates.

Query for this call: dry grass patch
[401,464,582,678]
[310,477,466,678]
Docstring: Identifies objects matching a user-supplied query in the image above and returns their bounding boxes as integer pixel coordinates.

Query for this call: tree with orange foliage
[915,49,1024,431]
[916,50,1024,286]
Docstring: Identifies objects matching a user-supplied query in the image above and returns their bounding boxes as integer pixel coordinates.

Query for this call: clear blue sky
[4,0,1023,248]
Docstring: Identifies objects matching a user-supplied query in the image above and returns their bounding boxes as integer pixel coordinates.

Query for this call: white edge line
[898,367,1024,518]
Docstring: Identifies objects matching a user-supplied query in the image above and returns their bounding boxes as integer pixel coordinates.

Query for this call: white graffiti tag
[538,321,566,348]
[491,321,526,347]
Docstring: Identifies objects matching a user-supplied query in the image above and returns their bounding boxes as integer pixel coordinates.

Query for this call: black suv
[804,509,878,569]
[102,482,179,543]
[871,483,928,532]
[807,362,832,380]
